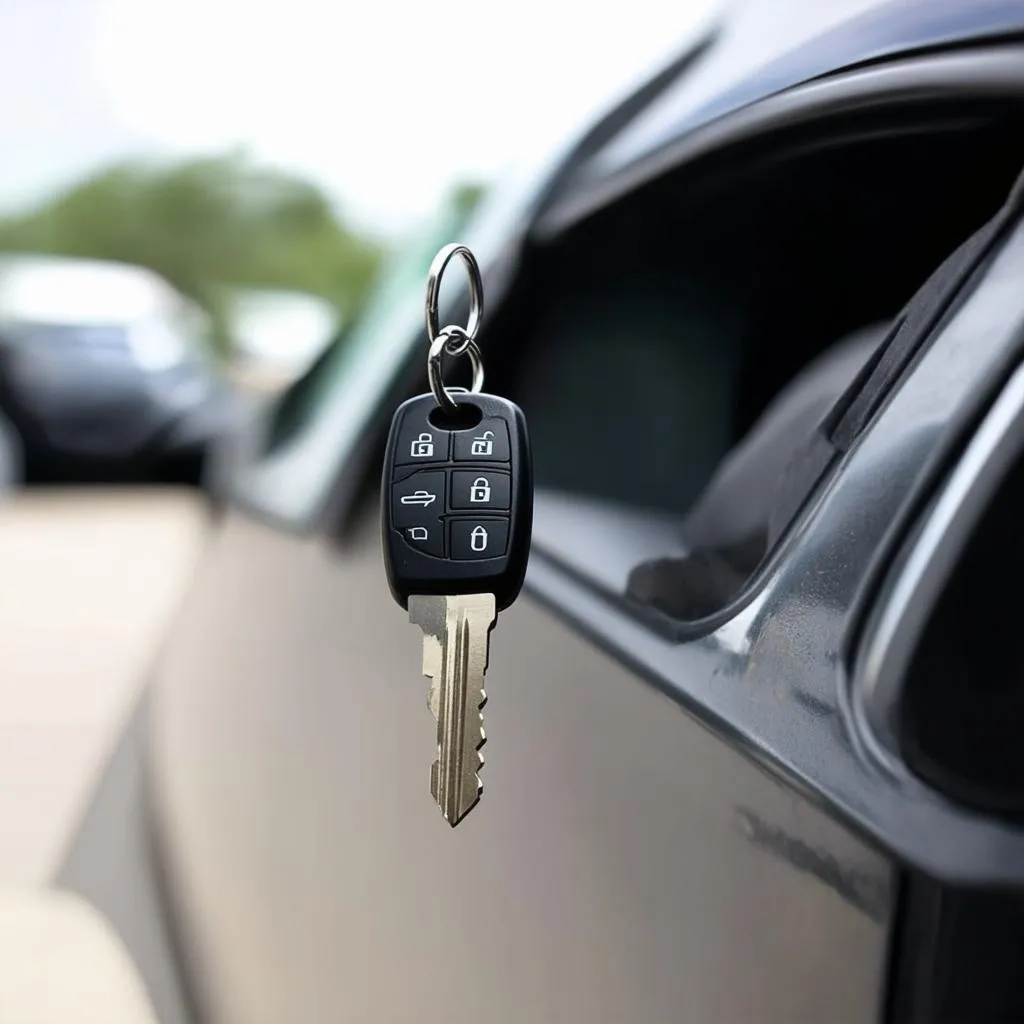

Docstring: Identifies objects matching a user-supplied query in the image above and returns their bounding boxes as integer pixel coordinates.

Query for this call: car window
[231,196,482,524]
[500,111,1024,614]
[229,62,1024,626]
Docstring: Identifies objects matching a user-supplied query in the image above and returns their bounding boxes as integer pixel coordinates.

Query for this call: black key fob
[382,392,532,611]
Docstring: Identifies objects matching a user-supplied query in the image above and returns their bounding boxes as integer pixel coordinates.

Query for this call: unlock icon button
[451,470,510,510]
[453,418,510,462]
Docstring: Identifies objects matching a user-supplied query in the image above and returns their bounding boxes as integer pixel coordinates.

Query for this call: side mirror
[225,289,340,398]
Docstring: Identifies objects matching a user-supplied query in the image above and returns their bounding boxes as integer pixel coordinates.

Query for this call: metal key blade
[409,593,496,826]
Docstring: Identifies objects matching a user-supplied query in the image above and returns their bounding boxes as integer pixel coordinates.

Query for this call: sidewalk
[0,489,208,884]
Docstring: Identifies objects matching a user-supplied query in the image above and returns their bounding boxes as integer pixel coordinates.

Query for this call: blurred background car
[0,254,238,483]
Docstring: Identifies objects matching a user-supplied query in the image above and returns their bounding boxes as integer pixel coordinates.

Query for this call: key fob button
[399,523,444,558]
[392,471,446,527]
[450,470,510,510]
[450,518,509,560]
[382,391,531,611]
[394,414,449,466]
[452,419,510,462]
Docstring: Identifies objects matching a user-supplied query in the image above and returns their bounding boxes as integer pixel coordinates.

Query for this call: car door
[59,21,1024,1024]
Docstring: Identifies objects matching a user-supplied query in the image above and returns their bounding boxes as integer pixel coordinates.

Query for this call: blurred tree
[0,152,385,353]
[450,182,487,221]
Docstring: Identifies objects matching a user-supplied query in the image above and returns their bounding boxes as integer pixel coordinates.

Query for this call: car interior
[468,98,1024,623]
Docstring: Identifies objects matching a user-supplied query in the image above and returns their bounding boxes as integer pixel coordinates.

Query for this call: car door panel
[145,511,890,1024]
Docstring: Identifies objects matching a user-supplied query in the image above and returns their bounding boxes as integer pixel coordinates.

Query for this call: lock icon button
[470,525,489,552]
[395,417,448,465]
[451,470,510,510]
[410,432,434,458]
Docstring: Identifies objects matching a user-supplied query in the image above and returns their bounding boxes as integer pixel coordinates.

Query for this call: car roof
[0,254,182,327]
[541,0,1024,227]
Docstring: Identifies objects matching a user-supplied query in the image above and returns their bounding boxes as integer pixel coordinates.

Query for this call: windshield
[260,197,479,458]
[0,322,128,352]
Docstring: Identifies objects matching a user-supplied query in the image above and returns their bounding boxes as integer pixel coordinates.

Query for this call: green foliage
[0,152,385,352]
[450,182,487,221]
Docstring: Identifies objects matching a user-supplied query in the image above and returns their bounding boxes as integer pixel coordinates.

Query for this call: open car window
[504,76,1024,623]
[230,42,1024,635]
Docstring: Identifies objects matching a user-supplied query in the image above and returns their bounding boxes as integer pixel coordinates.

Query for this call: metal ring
[439,323,472,357]
[428,333,484,414]
[425,244,483,345]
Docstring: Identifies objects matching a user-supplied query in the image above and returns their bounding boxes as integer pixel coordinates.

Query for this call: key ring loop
[428,332,484,415]
[425,243,483,345]
[436,329,475,362]
[438,323,472,358]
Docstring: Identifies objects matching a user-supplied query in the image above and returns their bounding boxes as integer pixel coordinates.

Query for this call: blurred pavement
[0,489,208,885]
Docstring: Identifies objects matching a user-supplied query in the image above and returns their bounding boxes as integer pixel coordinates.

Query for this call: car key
[381,244,532,826]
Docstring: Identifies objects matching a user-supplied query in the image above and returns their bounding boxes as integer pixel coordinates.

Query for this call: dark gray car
[57,0,1024,1020]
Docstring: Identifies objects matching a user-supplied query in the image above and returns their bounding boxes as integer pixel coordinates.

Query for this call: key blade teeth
[411,593,495,828]
[429,688,487,826]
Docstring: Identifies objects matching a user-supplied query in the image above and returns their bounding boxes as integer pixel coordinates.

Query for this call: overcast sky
[0,0,717,236]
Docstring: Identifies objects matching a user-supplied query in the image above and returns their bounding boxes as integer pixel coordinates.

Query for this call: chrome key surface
[409,593,496,826]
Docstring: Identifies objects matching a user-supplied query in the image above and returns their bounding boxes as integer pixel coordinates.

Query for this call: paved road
[0,489,208,885]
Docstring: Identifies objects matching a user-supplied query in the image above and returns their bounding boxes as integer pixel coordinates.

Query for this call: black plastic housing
[381,392,532,610]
